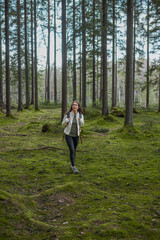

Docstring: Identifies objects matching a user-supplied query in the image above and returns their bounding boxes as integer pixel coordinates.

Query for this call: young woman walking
[62,101,84,173]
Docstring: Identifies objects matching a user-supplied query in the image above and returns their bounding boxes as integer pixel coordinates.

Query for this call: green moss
[110,107,125,117]
[0,108,160,240]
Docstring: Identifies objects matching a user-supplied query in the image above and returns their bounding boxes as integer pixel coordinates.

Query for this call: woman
[62,101,84,173]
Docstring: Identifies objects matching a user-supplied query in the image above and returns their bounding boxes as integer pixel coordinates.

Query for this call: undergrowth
[0,108,160,240]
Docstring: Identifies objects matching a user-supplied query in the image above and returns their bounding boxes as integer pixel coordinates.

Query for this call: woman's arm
[79,114,84,126]
[62,115,70,126]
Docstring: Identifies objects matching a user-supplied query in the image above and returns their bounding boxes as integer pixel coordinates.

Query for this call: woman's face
[72,102,79,112]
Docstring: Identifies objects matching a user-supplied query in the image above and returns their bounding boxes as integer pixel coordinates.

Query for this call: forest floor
[0,105,160,240]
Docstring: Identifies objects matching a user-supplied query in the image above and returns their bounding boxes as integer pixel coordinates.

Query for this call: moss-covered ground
[0,106,160,240]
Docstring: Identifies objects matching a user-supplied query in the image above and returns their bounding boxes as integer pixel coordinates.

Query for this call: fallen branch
[0,133,28,137]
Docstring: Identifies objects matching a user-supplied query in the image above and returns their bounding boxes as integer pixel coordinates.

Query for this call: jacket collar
[70,110,79,116]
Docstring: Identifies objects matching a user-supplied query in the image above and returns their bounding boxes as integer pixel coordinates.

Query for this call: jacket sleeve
[79,114,84,126]
[62,114,69,127]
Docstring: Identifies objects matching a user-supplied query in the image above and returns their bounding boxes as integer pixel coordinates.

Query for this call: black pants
[65,135,79,167]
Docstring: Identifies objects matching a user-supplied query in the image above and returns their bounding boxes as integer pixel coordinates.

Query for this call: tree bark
[102,0,108,116]
[54,0,57,103]
[158,66,160,112]
[82,0,86,108]
[24,0,29,108]
[62,0,67,119]
[17,0,22,111]
[146,0,150,108]
[133,0,136,105]
[47,0,50,102]
[73,0,77,101]
[31,0,34,105]
[34,0,38,110]
[92,0,96,106]
[0,4,3,108]
[5,0,11,116]
[79,25,82,103]
[124,0,133,126]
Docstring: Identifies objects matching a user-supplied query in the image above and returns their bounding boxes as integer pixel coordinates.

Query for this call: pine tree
[62,0,67,119]
[102,0,108,116]
[17,0,22,111]
[124,0,133,126]
[5,0,11,116]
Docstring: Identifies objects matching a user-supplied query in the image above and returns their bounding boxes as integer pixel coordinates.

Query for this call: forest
[0,0,160,239]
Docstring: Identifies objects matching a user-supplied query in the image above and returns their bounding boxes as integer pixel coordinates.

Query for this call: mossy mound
[115,125,142,139]
[110,107,125,117]
[104,114,118,122]
[42,123,63,134]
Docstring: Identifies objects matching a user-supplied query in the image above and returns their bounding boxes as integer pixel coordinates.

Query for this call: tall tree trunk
[92,0,96,106]
[62,0,67,119]
[82,0,86,108]
[133,0,136,104]
[96,35,100,101]
[24,0,29,108]
[146,0,150,108]
[31,0,34,104]
[34,0,38,110]
[17,0,22,111]
[115,26,117,106]
[54,0,57,103]
[79,26,82,103]
[102,0,108,116]
[47,0,50,102]
[0,4,3,108]
[5,0,11,116]
[124,0,133,126]
[73,0,76,101]
[159,68,160,112]
[112,0,116,109]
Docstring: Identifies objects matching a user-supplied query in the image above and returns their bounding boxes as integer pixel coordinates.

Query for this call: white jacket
[62,111,84,136]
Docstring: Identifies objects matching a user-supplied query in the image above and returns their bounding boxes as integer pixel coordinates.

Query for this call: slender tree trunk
[31,0,34,104]
[54,0,57,103]
[133,0,136,104]
[24,0,29,108]
[112,0,116,109]
[146,0,150,108]
[124,0,133,126]
[34,0,38,110]
[73,0,76,101]
[115,26,117,106]
[82,0,86,108]
[62,0,67,119]
[159,68,160,112]
[102,0,108,116]
[92,0,96,106]
[0,4,3,108]
[17,0,22,111]
[96,36,100,101]
[47,0,50,102]
[79,27,82,103]
[5,0,11,116]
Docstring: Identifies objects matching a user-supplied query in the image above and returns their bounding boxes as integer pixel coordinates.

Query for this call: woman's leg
[72,136,79,160]
[65,135,75,167]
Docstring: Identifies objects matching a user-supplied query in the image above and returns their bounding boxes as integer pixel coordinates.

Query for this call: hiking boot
[72,166,79,174]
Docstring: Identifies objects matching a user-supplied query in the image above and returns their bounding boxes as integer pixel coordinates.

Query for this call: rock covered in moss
[42,123,63,134]
[110,107,125,117]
